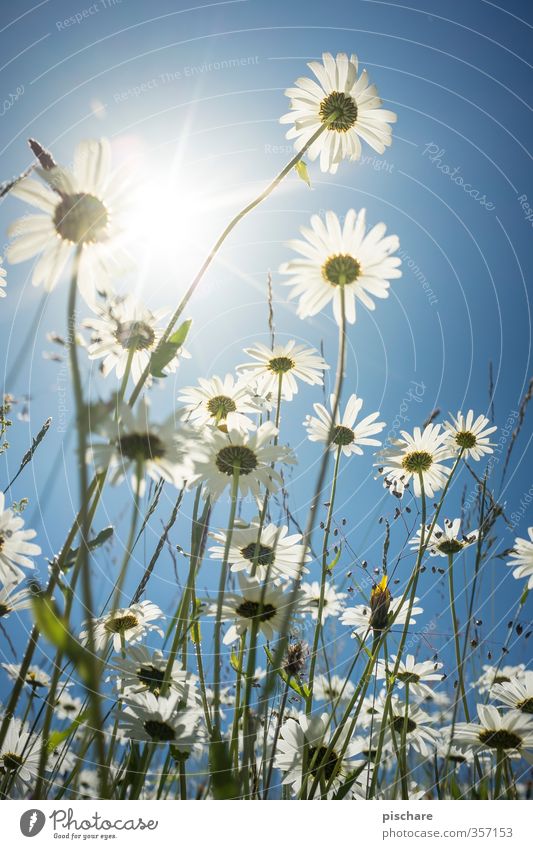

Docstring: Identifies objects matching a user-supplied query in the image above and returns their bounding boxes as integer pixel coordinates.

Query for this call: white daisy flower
[475,664,526,696]
[508,528,533,590]
[451,704,533,756]
[436,733,475,767]
[375,654,444,700]
[274,711,365,798]
[301,580,347,623]
[409,518,479,558]
[83,294,190,385]
[304,393,385,456]
[341,578,422,640]
[356,693,386,730]
[372,696,440,756]
[178,374,260,433]
[491,671,533,715]
[77,769,100,797]
[0,256,6,297]
[0,718,41,795]
[108,645,198,702]
[55,691,83,721]
[192,421,295,503]
[0,582,33,619]
[210,573,301,645]
[2,663,51,691]
[0,492,41,586]
[280,209,401,326]
[314,674,355,705]
[376,424,452,498]
[88,397,203,496]
[6,138,132,303]
[444,410,497,461]
[80,600,164,653]
[237,340,328,402]
[209,520,310,582]
[118,691,201,754]
[280,52,397,174]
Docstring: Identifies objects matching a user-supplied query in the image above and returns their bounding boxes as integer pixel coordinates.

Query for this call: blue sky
[1,0,532,699]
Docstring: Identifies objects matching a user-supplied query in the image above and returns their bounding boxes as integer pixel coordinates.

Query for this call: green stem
[128,123,330,408]
[307,445,342,710]
[448,553,470,722]
[212,465,240,734]
[66,247,107,796]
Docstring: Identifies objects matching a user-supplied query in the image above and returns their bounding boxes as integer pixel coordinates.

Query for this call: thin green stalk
[66,247,107,795]
[448,552,470,721]
[399,682,410,799]
[127,122,330,409]
[212,465,240,734]
[307,444,342,711]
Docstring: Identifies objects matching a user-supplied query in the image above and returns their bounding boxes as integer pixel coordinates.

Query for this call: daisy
[209,520,310,582]
[375,654,444,700]
[2,663,51,691]
[375,424,452,498]
[192,421,294,502]
[301,580,347,623]
[314,674,355,705]
[475,664,526,695]
[83,294,190,385]
[0,582,33,618]
[341,580,423,640]
[0,256,6,297]
[55,691,83,721]
[444,410,497,461]
[178,374,260,433]
[357,693,386,729]
[118,691,200,754]
[274,711,366,798]
[80,600,164,653]
[6,138,131,303]
[409,518,478,558]
[0,719,41,795]
[88,397,202,496]
[0,491,41,585]
[451,704,533,757]
[280,52,397,174]
[372,695,440,756]
[304,393,385,456]
[237,341,328,402]
[436,732,475,767]
[508,528,533,590]
[210,573,301,645]
[280,209,401,326]
[108,645,198,702]
[492,671,533,715]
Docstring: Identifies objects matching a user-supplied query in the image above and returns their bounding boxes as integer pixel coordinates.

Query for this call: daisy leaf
[295,159,311,187]
[149,320,192,378]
